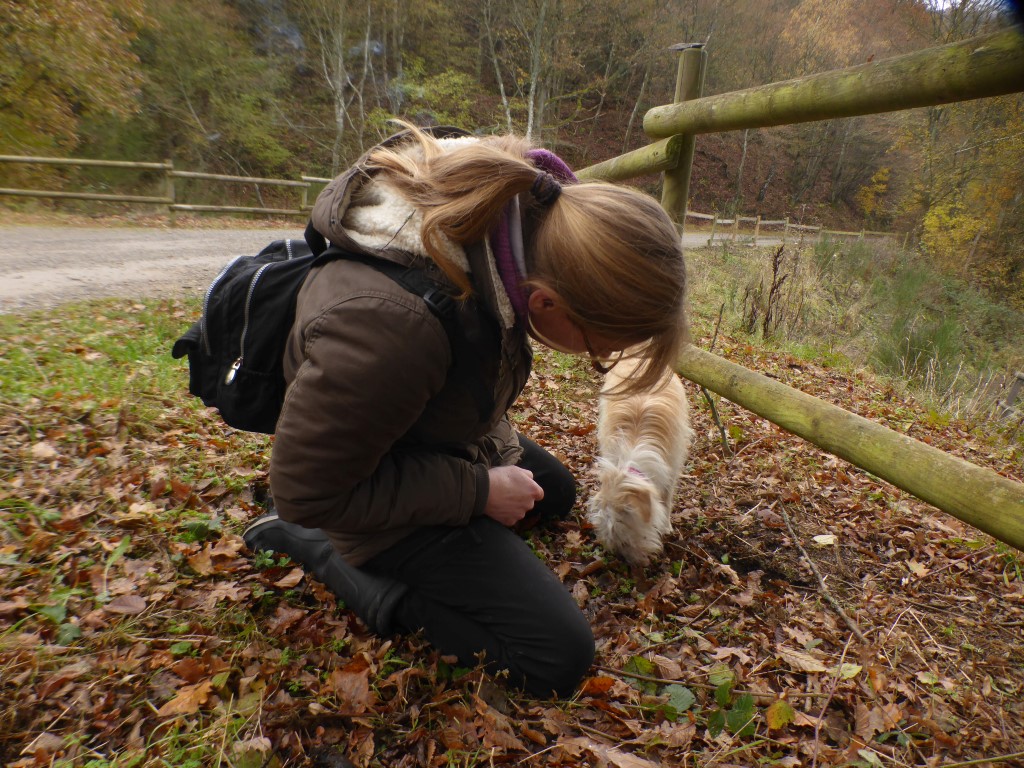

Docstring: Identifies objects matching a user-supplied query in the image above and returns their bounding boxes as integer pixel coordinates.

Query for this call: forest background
[1,0,1023,312]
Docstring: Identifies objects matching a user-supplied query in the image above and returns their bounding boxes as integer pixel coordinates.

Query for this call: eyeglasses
[579,326,624,375]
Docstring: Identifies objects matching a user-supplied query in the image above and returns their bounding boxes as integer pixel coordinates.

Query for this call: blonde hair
[365,124,688,392]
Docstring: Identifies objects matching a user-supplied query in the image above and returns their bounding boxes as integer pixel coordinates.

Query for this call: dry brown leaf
[187,550,214,576]
[274,568,305,589]
[104,595,147,615]
[30,441,58,459]
[580,676,616,696]
[156,680,214,717]
[711,646,754,664]
[329,666,375,714]
[855,701,902,742]
[265,604,306,635]
[171,657,207,684]
[653,654,682,679]
[776,646,827,673]
[559,736,661,767]
[571,580,589,606]
[652,721,695,748]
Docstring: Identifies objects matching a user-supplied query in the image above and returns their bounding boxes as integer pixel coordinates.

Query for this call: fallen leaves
[3,303,1024,768]
[326,657,376,714]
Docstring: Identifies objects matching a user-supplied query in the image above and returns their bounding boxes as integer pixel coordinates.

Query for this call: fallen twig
[593,664,835,699]
[700,303,733,457]
[779,503,869,645]
[939,750,1024,767]
[812,637,852,768]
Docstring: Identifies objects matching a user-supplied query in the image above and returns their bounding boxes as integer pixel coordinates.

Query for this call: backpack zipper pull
[225,358,242,384]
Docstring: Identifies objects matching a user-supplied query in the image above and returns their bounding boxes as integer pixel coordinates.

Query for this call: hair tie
[530,171,562,206]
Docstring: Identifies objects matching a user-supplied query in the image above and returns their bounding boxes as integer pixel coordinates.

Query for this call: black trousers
[363,435,594,697]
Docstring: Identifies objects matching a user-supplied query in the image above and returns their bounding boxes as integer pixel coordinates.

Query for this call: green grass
[1,297,273,488]
[0,299,192,406]
[686,236,1024,427]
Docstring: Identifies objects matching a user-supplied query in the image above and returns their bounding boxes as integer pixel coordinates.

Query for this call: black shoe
[243,512,331,560]
[242,512,408,636]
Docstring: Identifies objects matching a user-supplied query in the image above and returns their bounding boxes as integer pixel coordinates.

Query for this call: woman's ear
[527,287,563,313]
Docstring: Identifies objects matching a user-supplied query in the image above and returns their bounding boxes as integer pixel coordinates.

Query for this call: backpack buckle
[421,287,454,317]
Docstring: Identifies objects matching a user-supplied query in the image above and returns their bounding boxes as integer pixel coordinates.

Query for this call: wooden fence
[0,155,331,223]
[578,26,1024,552]
[3,155,868,243]
[692,212,905,247]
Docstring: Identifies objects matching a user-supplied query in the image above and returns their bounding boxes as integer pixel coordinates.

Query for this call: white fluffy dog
[588,357,693,566]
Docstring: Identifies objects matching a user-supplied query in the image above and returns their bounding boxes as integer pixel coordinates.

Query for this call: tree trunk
[623,60,651,154]
[482,0,513,132]
[525,0,550,142]
[591,42,616,134]
[733,128,749,213]
[830,118,854,204]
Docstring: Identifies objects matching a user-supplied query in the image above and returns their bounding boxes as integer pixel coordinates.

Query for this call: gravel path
[0,226,304,314]
[0,225,756,314]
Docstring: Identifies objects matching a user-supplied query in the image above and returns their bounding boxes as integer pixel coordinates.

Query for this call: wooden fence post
[782,217,789,246]
[1000,371,1024,420]
[660,43,707,233]
[754,215,761,244]
[165,159,176,227]
[708,215,717,247]
[733,216,740,242]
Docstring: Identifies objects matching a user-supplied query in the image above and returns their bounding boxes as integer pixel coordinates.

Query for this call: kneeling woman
[244,125,688,698]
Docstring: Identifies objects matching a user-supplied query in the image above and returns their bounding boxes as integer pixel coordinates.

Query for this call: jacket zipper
[224,240,295,385]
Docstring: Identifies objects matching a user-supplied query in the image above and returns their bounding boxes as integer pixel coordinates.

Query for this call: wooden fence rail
[578,26,1024,552]
[678,347,1024,551]
[643,28,1024,139]
[0,155,318,222]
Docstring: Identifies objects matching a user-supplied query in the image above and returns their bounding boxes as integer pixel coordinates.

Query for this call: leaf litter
[1,298,1022,767]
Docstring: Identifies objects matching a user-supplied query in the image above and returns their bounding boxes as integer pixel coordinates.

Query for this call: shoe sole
[243,512,280,540]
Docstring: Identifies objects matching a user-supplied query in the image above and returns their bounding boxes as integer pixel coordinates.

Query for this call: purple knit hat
[490,148,579,321]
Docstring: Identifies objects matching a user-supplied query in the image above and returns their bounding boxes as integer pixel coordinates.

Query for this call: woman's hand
[484,466,544,526]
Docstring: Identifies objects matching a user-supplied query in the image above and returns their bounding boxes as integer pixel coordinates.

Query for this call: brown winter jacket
[269,130,533,566]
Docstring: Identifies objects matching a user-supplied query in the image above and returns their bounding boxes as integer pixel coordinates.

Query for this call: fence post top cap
[668,42,704,51]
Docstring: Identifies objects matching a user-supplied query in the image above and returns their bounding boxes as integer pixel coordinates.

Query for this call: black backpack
[171,237,493,434]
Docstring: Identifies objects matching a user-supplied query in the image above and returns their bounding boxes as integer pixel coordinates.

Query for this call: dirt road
[0,225,304,314]
[0,225,739,314]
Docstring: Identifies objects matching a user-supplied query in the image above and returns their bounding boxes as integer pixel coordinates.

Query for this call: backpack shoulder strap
[317,247,495,421]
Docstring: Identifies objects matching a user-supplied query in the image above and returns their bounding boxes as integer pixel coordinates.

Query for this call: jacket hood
[309,126,520,328]
[309,126,474,266]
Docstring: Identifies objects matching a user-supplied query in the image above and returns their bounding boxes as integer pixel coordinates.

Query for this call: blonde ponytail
[366,126,540,296]
[365,123,688,391]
